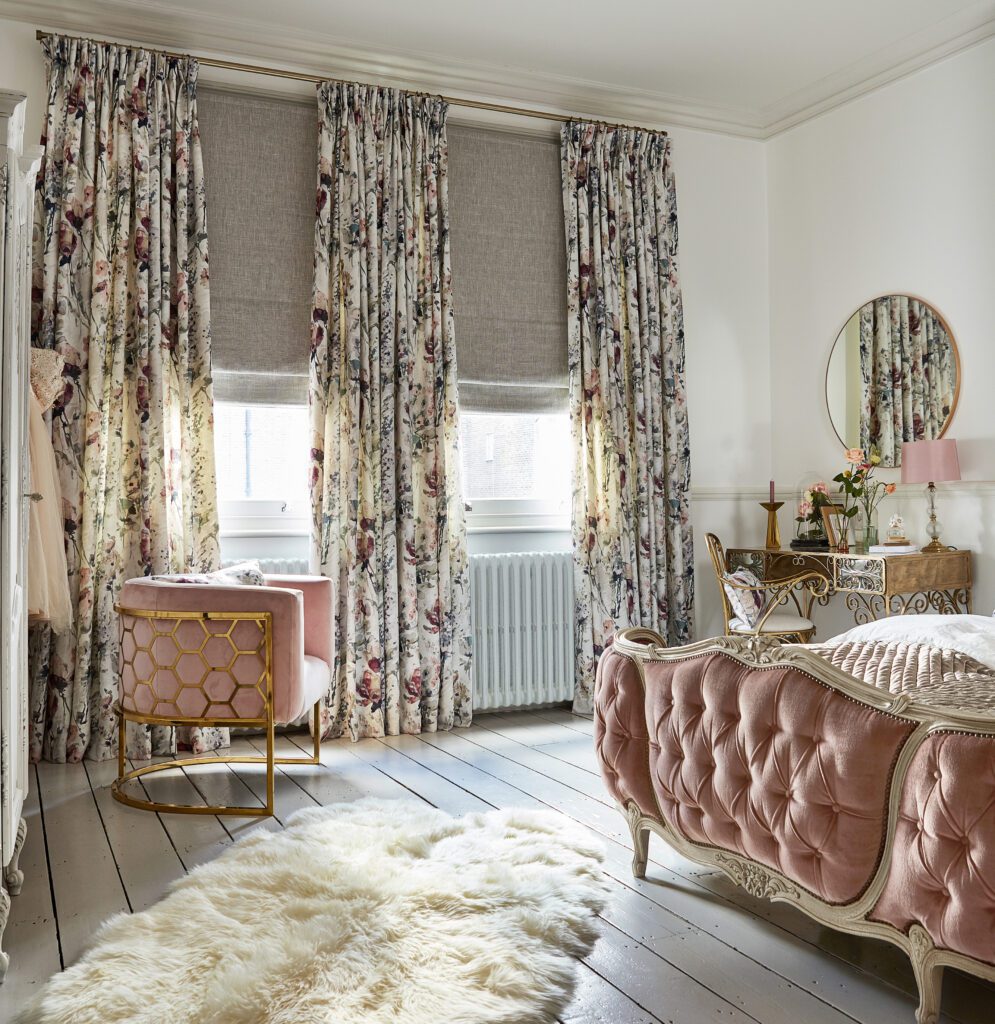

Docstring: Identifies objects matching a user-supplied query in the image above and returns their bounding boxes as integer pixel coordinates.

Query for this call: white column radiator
[224,557,310,574]
[226,553,576,711]
[470,551,574,711]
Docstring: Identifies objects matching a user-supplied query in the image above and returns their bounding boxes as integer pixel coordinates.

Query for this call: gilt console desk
[726,547,972,624]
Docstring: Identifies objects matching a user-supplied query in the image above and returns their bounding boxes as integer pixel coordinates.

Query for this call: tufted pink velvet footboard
[594,629,995,1024]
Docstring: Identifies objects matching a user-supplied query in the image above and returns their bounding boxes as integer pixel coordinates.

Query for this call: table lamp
[901,439,960,553]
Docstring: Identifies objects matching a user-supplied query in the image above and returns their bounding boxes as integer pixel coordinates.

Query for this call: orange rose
[885,483,896,494]
[844,448,865,465]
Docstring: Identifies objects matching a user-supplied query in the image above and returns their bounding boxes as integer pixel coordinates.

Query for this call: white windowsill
[468,527,569,535]
[464,516,569,532]
[465,498,568,535]
[220,529,309,538]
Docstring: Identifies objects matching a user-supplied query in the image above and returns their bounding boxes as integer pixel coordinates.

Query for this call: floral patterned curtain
[859,296,957,466]
[560,123,693,713]
[310,82,471,740]
[30,35,222,761]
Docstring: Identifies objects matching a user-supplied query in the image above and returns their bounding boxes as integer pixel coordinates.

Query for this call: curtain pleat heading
[448,125,568,414]
[198,87,316,405]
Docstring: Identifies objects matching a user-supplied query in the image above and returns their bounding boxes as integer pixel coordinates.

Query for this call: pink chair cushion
[118,575,332,725]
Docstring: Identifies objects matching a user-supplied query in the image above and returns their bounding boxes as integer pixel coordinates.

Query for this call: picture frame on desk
[820,504,846,550]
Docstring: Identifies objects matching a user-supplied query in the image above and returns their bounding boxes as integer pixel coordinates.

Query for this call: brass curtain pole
[34,28,665,137]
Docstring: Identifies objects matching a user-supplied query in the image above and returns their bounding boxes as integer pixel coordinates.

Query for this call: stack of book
[868,543,919,555]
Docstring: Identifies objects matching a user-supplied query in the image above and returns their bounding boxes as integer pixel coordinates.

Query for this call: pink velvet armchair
[113,574,334,816]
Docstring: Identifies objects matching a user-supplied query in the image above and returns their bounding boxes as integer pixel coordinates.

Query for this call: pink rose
[811,482,829,495]
[798,500,813,517]
[844,448,865,465]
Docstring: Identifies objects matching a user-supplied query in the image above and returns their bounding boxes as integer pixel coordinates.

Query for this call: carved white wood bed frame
[607,628,995,1024]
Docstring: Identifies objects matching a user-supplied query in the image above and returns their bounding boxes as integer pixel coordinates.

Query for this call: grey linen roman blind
[198,86,317,404]
[448,125,568,413]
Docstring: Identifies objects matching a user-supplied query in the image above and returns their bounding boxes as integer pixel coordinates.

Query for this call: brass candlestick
[760,501,784,551]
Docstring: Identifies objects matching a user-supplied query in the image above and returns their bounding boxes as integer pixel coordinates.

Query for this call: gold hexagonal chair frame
[112,606,322,817]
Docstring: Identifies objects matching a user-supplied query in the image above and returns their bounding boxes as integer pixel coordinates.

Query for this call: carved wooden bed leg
[625,804,649,879]
[909,925,944,1024]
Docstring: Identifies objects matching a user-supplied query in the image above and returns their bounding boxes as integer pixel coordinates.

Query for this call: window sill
[220,529,309,538]
[468,526,570,535]
[466,515,569,534]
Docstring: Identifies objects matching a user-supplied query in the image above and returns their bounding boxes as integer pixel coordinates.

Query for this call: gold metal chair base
[112,701,322,817]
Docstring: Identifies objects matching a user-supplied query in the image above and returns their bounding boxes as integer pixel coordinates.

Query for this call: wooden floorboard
[31,760,128,969]
[3,710,991,1024]
[82,759,186,914]
[130,759,234,870]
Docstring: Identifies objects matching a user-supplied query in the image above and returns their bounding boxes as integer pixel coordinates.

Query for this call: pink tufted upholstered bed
[594,628,995,1024]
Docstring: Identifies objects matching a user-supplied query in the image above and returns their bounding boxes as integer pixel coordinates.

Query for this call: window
[460,412,570,531]
[214,403,310,535]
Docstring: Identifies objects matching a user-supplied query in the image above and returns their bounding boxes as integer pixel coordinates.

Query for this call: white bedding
[822,614,995,673]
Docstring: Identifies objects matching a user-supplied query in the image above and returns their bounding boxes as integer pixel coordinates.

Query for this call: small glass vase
[853,508,879,554]
[830,511,850,553]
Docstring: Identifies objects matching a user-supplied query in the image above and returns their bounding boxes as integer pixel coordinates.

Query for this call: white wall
[768,36,995,631]
[665,127,773,638]
[0,19,47,140]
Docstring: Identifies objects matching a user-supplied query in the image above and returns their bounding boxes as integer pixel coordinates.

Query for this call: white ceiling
[4,0,995,135]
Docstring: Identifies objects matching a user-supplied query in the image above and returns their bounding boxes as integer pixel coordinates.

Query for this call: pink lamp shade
[901,439,961,484]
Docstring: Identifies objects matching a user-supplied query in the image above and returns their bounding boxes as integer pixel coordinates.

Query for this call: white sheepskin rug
[18,798,609,1024]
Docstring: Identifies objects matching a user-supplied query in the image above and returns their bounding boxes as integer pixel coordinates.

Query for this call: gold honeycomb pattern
[119,611,270,722]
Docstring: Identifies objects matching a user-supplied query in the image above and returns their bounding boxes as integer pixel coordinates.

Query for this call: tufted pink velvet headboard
[871,732,995,967]
[595,644,915,905]
[594,632,995,1019]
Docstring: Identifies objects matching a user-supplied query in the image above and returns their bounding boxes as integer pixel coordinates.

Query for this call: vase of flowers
[859,476,895,550]
[792,481,832,550]
[833,448,895,553]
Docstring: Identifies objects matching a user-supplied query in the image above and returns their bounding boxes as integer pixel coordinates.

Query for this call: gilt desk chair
[705,533,828,644]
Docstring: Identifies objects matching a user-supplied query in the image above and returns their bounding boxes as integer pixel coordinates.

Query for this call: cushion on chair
[722,568,767,628]
[729,611,813,634]
[149,560,266,587]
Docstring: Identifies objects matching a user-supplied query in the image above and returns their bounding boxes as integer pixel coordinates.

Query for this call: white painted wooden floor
[1,708,992,1024]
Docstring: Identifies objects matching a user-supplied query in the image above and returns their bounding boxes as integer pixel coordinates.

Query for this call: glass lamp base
[921,482,946,553]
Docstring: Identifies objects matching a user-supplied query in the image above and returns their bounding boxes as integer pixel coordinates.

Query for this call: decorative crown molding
[2,0,764,137]
[4,0,994,140]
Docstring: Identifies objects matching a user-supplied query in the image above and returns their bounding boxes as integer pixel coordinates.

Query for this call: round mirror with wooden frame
[825,294,960,467]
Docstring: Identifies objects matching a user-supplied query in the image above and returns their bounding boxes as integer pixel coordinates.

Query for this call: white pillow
[212,561,266,586]
[721,568,766,629]
[150,560,265,587]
